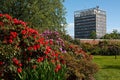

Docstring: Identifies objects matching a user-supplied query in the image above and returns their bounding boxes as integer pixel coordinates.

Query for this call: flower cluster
[41,30,66,53]
[55,64,61,72]
[66,43,92,60]
[0,14,65,78]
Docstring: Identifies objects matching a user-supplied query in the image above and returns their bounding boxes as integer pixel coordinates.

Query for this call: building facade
[74,6,106,39]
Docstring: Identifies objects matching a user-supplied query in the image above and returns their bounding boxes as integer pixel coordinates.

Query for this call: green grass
[93,56,120,80]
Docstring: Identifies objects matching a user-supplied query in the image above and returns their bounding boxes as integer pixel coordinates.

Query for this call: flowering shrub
[0,14,66,80]
[63,53,99,80]
[42,30,68,54]
[0,14,98,80]
[41,30,98,80]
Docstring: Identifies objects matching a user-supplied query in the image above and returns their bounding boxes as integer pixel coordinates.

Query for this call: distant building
[74,6,106,39]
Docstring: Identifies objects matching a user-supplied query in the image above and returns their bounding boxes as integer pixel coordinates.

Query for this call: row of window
[75,22,96,26]
[75,20,96,24]
[75,30,95,34]
[75,28,96,32]
[75,15,96,20]
[75,18,95,22]
[75,25,96,28]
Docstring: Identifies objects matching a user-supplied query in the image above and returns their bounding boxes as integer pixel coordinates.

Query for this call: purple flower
[59,47,66,53]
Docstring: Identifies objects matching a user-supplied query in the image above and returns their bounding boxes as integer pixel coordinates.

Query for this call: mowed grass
[93,56,120,80]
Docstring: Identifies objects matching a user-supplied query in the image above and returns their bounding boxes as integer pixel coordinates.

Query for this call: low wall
[80,39,120,45]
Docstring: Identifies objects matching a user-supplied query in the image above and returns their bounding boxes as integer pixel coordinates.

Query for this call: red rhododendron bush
[0,14,98,80]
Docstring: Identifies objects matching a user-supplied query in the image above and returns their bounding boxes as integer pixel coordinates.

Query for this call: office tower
[74,6,106,39]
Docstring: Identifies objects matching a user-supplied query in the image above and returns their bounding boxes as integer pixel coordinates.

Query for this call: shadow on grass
[102,65,120,70]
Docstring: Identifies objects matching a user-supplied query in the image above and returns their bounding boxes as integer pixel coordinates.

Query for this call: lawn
[93,56,120,80]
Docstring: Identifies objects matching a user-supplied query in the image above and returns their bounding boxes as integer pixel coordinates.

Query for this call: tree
[102,29,120,39]
[90,31,96,39]
[0,0,66,31]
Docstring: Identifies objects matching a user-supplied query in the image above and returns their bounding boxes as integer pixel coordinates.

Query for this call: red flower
[0,61,3,65]
[49,39,53,45]
[44,51,49,55]
[33,35,36,39]
[4,14,12,20]
[13,18,27,27]
[60,59,65,64]
[55,57,58,61]
[56,64,61,69]
[28,57,31,61]
[10,31,17,38]
[37,38,44,44]
[0,22,4,26]
[0,14,3,17]
[13,18,19,25]
[20,21,27,27]
[9,35,13,39]
[27,46,32,51]
[21,30,27,35]
[8,39,13,44]
[44,46,51,54]
[37,57,44,62]
[17,68,22,73]
[33,44,40,50]
[19,63,22,67]
[28,28,38,34]
[55,64,61,72]
[12,58,19,65]
[33,45,37,51]
[55,53,58,57]
[36,44,40,49]
[45,40,49,45]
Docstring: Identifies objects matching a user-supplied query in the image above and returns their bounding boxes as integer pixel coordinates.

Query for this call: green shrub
[81,40,120,56]
[80,43,94,53]
[62,43,99,80]
[63,53,99,80]
[17,60,66,80]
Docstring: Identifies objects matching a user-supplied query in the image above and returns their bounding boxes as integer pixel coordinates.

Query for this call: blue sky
[64,0,120,37]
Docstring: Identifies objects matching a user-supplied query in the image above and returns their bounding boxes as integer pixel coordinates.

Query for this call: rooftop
[74,6,106,17]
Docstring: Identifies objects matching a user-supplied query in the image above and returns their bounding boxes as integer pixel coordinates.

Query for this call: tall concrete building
[74,6,106,39]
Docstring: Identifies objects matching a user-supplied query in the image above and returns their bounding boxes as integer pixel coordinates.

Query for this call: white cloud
[107,27,120,33]
[65,23,74,37]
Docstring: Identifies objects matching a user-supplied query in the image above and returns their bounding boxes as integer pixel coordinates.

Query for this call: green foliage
[80,42,95,55]
[90,31,96,39]
[81,40,120,56]
[0,0,66,31]
[63,53,99,80]
[17,60,66,80]
[62,43,99,80]
[99,41,120,55]
[60,32,81,46]
[102,29,120,39]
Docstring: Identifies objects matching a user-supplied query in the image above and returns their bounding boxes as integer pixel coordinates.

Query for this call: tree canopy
[0,0,66,31]
[90,31,96,39]
[102,29,120,39]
